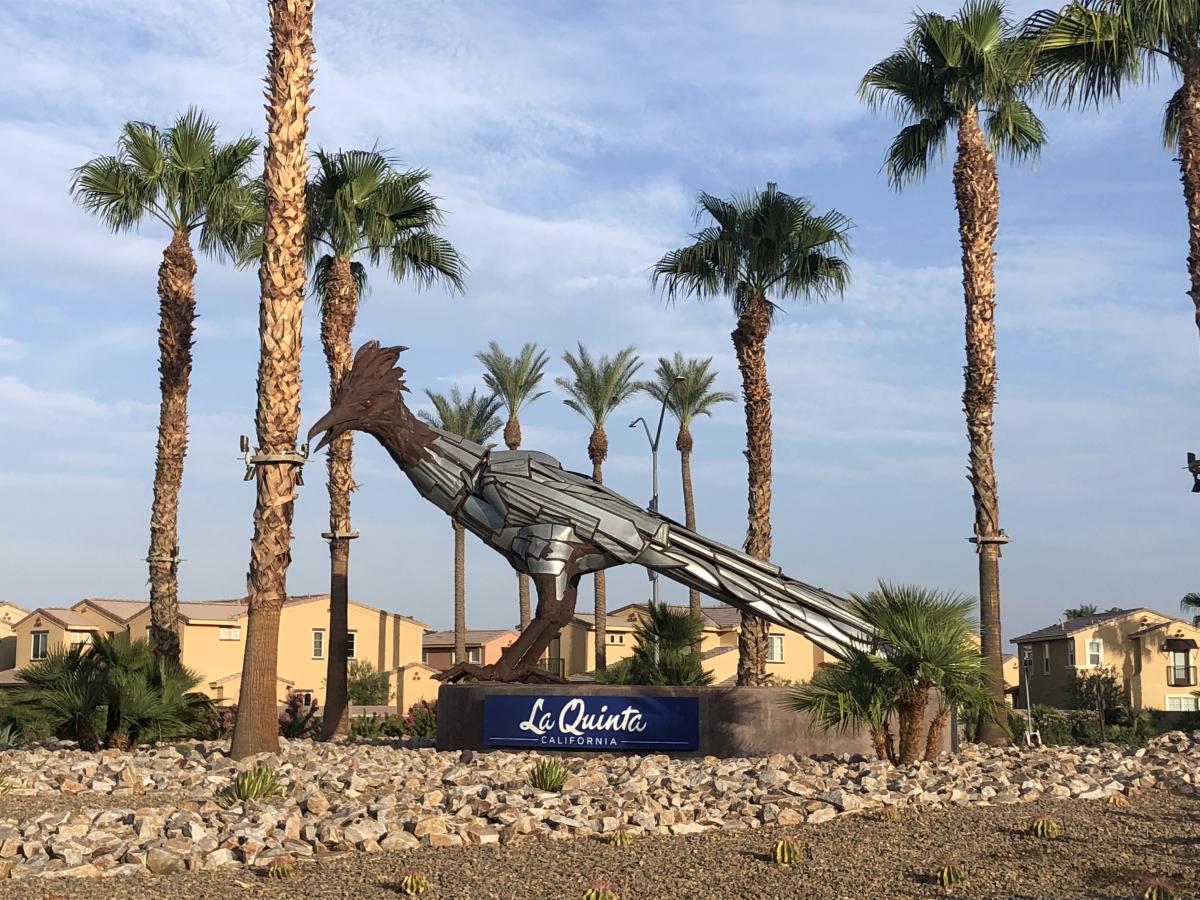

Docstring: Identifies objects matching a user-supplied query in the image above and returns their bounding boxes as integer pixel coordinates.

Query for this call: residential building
[1011,608,1200,712]
[422,629,518,670]
[5,594,434,710]
[552,602,829,683]
[0,601,26,671]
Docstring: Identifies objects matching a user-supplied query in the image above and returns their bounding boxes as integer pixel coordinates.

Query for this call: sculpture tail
[636,523,872,660]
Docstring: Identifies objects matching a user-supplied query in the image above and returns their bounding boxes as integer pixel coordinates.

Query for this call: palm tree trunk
[678,424,702,644]
[732,294,772,686]
[1180,66,1200,339]
[230,0,315,760]
[869,728,890,763]
[588,424,609,673]
[454,522,466,663]
[954,110,1008,746]
[923,707,950,762]
[146,229,196,666]
[896,688,929,765]
[504,418,532,631]
[319,255,358,741]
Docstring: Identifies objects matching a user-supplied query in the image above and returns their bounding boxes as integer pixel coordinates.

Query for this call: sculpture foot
[434,662,567,684]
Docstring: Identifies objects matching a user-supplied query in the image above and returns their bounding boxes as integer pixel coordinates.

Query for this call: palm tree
[641,354,735,627]
[1025,1,1200,337]
[860,1,1046,742]
[418,387,503,663]
[556,344,642,672]
[1181,592,1200,615]
[786,583,997,764]
[476,342,550,630]
[306,149,465,740]
[598,602,714,686]
[230,0,316,760]
[71,109,260,666]
[652,185,852,686]
[1064,603,1099,618]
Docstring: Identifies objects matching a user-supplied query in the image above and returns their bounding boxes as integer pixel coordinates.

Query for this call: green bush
[401,700,437,740]
[350,715,384,739]
[595,601,712,686]
[347,660,391,705]
[278,694,319,739]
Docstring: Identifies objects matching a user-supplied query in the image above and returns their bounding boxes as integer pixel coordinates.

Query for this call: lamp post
[630,375,684,606]
[1021,646,1039,747]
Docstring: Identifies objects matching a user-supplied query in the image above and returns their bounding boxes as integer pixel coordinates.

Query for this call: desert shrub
[195,704,237,741]
[528,758,567,792]
[350,715,384,739]
[347,660,391,705]
[278,694,320,739]
[401,700,437,740]
[595,601,711,686]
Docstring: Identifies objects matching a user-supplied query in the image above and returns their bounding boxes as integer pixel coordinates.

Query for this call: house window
[1087,639,1102,667]
[69,632,93,647]
[346,631,357,660]
[218,626,241,641]
[421,649,429,664]
[30,631,49,661]
[1042,643,1050,675]
[767,635,785,663]
[468,647,481,663]
[1166,695,1199,712]
[312,629,325,659]
[606,633,625,645]
[1067,642,1076,667]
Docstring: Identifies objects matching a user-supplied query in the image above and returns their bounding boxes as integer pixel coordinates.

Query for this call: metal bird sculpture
[308,342,871,682]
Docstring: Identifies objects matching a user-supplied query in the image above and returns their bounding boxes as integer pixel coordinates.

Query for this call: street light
[1021,646,1040,747]
[630,375,685,605]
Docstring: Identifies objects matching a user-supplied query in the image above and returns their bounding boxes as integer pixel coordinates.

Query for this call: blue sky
[0,0,1194,645]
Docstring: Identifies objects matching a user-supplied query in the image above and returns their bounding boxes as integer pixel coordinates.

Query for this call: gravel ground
[0,791,192,823]
[5,787,1196,899]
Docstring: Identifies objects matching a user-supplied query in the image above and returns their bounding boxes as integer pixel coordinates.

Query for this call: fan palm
[305,148,465,740]
[556,344,643,672]
[70,108,260,666]
[419,387,503,663]
[641,354,735,627]
[1181,592,1200,613]
[231,0,315,760]
[476,341,550,629]
[599,602,714,686]
[1024,1,1200,336]
[783,649,898,763]
[652,185,852,686]
[860,0,1046,742]
[1063,603,1099,618]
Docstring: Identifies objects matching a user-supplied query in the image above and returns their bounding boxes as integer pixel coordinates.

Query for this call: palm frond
[476,341,550,416]
[419,386,503,444]
[556,344,642,427]
[642,353,735,426]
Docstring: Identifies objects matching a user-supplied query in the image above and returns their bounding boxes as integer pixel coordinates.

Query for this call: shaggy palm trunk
[146,229,197,666]
[896,687,929,765]
[678,424,702,644]
[1179,66,1200,339]
[589,425,609,673]
[319,256,357,741]
[732,294,772,686]
[924,708,950,762]
[954,111,1008,746]
[453,522,466,663]
[869,728,890,763]
[230,0,315,760]
[504,418,532,631]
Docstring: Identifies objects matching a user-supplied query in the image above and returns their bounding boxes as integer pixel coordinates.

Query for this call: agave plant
[216,762,284,808]
[528,758,568,792]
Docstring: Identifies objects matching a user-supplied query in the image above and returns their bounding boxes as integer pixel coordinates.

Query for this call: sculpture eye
[361,399,374,410]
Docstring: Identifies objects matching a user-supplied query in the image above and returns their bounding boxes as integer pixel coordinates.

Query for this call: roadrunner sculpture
[308,342,871,682]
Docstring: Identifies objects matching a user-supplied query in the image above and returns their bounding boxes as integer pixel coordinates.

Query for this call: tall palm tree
[641,354,734,626]
[1025,1,1200,337]
[860,0,1045,742]
[652,185,852,686]
[1181,592,1200,615]
[476,341,550,630]
[556,344,642,672]
[306,149,465,740]
[71,109,259,666]
[418,387,503,663]
[229,0,316,760]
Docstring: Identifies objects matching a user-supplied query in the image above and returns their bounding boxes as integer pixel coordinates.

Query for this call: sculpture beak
[307,409,351,454]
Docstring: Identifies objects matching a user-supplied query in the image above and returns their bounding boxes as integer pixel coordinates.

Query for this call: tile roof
[25,608,99,628]
[1010,608,1142,644]
[61,594,428,628]
[606,602,746,630]
[701,646,736,659]
[571,613,637,629]
[422,629,518,648]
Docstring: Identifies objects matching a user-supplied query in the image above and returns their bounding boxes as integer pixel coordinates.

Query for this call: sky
[0,1,1195,646]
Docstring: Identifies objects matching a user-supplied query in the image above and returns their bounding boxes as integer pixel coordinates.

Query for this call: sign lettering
[484,694,699,751]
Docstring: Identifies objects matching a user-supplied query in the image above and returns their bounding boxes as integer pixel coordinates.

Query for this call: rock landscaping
[0,731,1196,884]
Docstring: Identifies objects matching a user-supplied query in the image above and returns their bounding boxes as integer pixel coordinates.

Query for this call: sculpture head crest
[307,340,410,452]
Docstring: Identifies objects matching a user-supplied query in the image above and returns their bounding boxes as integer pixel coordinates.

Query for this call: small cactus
[399,867,428,896]
[608,827,634,847]
[266,858,294,879]
[771,837,801,866]
[1141,878,1176,900]
[1029,815,1062,838]
[937,859,966,890]
[583,878,618,900]
[1107,792,1131,808]
[877,804,901,821]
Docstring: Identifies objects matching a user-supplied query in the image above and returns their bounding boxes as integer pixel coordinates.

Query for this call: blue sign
[483,694,699,751]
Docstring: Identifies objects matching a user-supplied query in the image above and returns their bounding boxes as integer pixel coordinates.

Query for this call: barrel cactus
[877,804,901,821]
[1107,792,1130,808]
[266,858,295,879]
[771,838,801,866]
[1029,816,1062,838]
[937,860,966,890]
[1142,878,1176,900]
[609,827,634,847]
[583,878,618,900]
[399,868,428,896]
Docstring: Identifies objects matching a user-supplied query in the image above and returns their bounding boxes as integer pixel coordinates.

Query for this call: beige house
[551,602,828,684]
[1012,608,1200,712]
[0,601,27,672]
[422,629,518,670]
[7,594,434,710]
